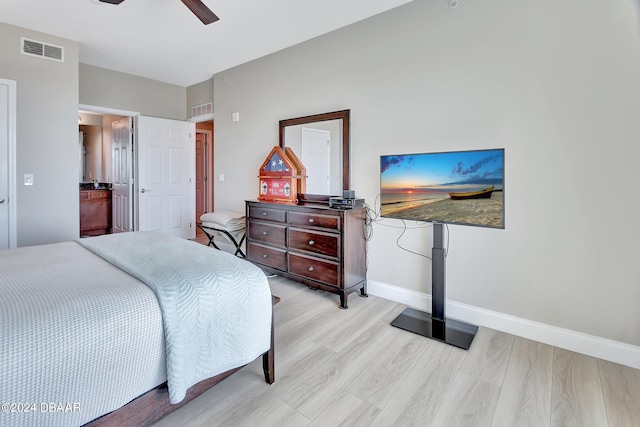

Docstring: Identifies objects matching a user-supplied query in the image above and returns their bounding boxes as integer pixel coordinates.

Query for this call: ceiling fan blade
[181,0,219,25]
[98,0,125,4]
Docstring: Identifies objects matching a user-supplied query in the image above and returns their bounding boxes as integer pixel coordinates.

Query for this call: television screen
[380,148,504,228]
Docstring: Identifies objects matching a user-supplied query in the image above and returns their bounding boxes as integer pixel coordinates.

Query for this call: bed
[0,231,274,427]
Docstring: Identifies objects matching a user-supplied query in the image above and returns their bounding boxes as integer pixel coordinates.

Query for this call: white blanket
[77,231,271,404]
[200,210,245,232]
[0,241,166,427]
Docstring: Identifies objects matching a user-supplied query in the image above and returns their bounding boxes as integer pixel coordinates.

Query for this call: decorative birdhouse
[258,146,307,205]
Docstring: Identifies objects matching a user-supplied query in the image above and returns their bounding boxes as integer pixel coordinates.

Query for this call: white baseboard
[368,279,640,370]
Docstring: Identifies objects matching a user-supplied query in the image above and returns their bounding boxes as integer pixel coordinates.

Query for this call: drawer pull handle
[308,218,315,224]
[262,231,269,235]
[308,240,315,246]
[308,266,314,272]
[262,254,269,258]
[262,211,268,216]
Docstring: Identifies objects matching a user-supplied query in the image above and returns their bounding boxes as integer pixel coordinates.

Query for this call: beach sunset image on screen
[380,148,505,228]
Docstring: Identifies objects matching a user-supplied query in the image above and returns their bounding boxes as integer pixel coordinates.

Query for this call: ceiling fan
[98,0,220,25]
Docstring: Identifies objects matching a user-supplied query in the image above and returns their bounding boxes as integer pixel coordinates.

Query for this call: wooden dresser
[245,200,367,309]
[80,189,112,237]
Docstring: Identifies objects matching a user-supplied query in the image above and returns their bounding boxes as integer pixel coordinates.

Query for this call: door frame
[1,78,17,249]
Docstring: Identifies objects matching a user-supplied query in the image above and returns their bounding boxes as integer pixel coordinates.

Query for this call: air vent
[21,37,64,62]
[192,102,213,118]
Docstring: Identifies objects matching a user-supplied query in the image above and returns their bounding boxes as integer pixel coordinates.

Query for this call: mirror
[279,110,350,199]
[79,125,103,182]
[78,111,128,185]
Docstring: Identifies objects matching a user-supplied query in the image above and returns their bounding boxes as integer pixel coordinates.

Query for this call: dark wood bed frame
[87,302,276,427]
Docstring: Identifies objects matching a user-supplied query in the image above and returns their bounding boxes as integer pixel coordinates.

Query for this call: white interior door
[137,116,195,239]
[112,117,133,233]
[302,127,331,194]
[0,79,16,250]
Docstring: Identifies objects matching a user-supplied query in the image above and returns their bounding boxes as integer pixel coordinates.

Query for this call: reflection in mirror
[283,120,342,195]
[79,125,103,182]
[279,110,350,198]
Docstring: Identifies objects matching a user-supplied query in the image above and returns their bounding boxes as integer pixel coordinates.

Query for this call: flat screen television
[380,148,504,229]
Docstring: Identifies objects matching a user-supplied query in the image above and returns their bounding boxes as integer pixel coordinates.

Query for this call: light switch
[24,174,34,186]
[232,112,240,122]
[219,173,225,182]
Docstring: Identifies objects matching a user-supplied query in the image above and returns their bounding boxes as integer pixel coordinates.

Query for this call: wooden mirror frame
[279,109,350,202]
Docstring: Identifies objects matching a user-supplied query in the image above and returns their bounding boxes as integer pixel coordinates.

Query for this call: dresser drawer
[289,228,339,258]
[248,206,286,223]
[289,253,339,287]
[80,190,111,201]
[288,212,340,231]
[248,221,287,247]
[90,190,112,200]
[247,243,287,271]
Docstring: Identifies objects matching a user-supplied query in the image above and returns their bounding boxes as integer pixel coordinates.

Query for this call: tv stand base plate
[390,307,478,350]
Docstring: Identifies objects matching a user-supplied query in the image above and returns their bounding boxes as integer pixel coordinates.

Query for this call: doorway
[195,120,214,222]
[78,107,132,236]
[80,105,199,239]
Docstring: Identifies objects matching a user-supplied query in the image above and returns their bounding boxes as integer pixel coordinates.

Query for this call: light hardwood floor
[164,235,640,426]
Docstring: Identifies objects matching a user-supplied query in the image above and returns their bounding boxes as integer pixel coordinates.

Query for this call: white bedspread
[0,241,167,427]
[77,231,272,404]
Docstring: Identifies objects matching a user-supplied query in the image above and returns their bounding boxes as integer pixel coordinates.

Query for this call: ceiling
[0,0,414,87]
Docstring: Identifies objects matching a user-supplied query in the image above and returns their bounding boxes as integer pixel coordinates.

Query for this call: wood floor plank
[268,276,330,324]
[273,301,333,354]
[598,358,640,427]
[312,294,395,353]
[376,340,467,426]
[152,365,277,426]
[215,388,311,426]
[272,343,345,420]
[458,327,515,386]
[551,348,608,427]
[308,389,380,427]
[491,336,553,427]
[344,325,433,408]
[430,372,502,427]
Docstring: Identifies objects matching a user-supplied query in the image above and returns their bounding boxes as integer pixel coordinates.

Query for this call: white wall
[0,22,80,246]
[80,64,187,121]
[213,0,640,348]
[187,79,214,118]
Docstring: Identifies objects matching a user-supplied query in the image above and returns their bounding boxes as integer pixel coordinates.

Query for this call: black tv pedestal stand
[390,223,478,350]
